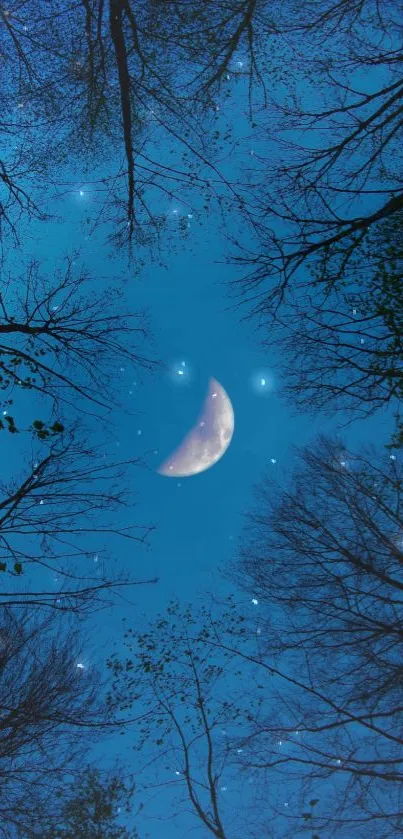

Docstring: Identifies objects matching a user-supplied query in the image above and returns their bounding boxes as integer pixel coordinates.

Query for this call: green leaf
[14,562,23,575]
[33,420,45,429]
[0,562,7,572]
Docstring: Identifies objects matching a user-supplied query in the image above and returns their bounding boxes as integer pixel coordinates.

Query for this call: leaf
[309,799,319,807]
[51,421,64,433]
[33,420,45,429]
[14,563,23,575]
[0,562,7,572]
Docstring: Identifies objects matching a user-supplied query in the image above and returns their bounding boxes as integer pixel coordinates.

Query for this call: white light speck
[251,598,258,605]
[177,369,184,375]
[94,554,98,563]
[212,392,217,399]
[278,740,282,745]
[2,411,7,416]
[390,454,396,460]
[360,338,365,344]
[137,429,142,435]
[221,786,227,791]
[336,759,341,764]
[256,627,261,635]
[76,662,84,670]
[352,308,357,314]
[226,73,230,80]
[169,465,173,471]
[187,214,193,219]
[284,802,288,807]
[270,458,277,464]
[79,190,84,196]
[175,771,180,776]
[200,421,205,427]
[260,378,266,386]
[39,499,44,505]
[237,748,243,753]
[120,367,125,372]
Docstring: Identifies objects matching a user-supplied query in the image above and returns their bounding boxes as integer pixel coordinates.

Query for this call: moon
[157,378,234,478]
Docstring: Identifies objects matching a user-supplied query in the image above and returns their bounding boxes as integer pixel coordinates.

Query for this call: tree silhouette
[254,211,403,444]
[0,604,141,838]
[0,423,157,617]
[105,599,270,839]
[27,766,138,839]
[0,254,158,422]
[226,0,403,316]
[1,0,276,252]
[218,435,403,837]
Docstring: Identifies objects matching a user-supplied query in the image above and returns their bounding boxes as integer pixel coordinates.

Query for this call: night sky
[1,4,401,838]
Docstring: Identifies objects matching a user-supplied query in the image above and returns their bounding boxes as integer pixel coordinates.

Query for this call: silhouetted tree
[0,423,157,617]
[105,599,270,839]
[24,766,138,839]
[217,435,403,837]
[255,210,403,444]
[1,0,276,252]
[226,0,403,315]
[0,604,142,838]
[0,254,157,422]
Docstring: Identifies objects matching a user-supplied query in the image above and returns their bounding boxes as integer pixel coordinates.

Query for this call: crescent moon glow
[157,377,234,478]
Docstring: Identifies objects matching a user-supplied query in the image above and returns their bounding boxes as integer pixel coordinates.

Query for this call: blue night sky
[1,8,400,838]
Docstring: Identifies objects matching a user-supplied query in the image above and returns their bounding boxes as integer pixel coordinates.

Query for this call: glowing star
[79,190,84,196]
[76,662,85,670]
[250,370,274,394]
[251,598,258,605]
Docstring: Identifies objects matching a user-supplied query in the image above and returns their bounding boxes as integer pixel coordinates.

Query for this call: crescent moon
[157,378,234,478]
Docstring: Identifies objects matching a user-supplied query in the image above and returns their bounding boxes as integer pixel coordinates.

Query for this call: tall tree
[0,254,157,423]
[226,0,403,314]
[253,210,403,444]
[105,599,269,839]
[220,435,403,837]
[1,0,274,252]
[0,423,157,617]
[0,604,142,838]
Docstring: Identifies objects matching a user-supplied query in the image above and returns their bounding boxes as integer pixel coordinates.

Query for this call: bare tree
[1,0,274,252]
[225,0,403,315]
[254,210,403,442]
[0,603,144,839]
[0,254,158,420]
[105,599,270,839]
[0,423,157,617]
[215,435,403,837]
